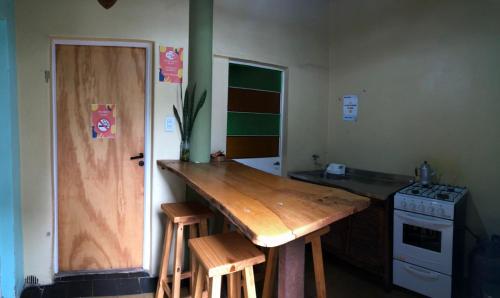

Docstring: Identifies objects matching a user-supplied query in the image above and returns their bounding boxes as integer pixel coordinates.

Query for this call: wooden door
[56,44,146,272]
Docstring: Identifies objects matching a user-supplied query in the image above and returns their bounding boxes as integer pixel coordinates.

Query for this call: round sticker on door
[97,118,111,132]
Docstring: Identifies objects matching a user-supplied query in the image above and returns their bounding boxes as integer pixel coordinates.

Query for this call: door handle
[404,264,439,280]
[395,210,452,228]
[130,153,144,160]
[273,161,280,166]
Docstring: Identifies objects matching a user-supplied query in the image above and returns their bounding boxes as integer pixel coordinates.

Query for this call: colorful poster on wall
[91,104,116,139]
[159,46,183,83]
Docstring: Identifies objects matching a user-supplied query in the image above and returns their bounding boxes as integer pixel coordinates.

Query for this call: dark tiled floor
[305,252,421,298]
[21,275,156,298]
[94,253,421,298]
[23,251,423,298]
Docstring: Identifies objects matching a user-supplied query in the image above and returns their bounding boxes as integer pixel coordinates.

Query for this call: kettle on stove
[415,161,436,185]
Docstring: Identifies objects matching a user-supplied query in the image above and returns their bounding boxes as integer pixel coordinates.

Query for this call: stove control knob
[418,204,425,212]
[409,202,416,210]
[438,208,445,216]
[427,206,435,214]
[401,201,407,209]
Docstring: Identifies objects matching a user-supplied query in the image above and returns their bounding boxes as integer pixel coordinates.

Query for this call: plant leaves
[187,84,197,138]
[182,86,190,139]
[191,89,207,130]
[175,82,207,142]
[173,105,184,139]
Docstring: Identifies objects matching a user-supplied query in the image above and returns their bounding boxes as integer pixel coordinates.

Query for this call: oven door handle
[404,263,440,280]
[395,211,453,229]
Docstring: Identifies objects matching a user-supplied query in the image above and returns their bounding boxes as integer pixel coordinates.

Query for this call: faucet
[312,154,322,168]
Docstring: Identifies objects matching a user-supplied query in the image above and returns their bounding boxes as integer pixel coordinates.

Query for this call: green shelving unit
[226,63,282,159]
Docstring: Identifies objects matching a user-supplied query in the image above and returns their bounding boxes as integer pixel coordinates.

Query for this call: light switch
[165,116,175,132]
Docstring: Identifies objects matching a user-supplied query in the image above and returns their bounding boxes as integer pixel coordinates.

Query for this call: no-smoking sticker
[97,118,111,132]
[91,104,116,139]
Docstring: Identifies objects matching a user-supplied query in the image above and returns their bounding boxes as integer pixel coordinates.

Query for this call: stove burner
[436,193,450,201]
[399,182,467,204]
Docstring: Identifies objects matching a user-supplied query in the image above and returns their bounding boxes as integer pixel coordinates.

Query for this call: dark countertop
[289,168,414,201]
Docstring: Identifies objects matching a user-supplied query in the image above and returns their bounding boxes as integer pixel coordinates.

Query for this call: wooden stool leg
[156,220,174,298]
[242,267,257,298]
[222,218,231,233]
[209,275,222,298]
[193,264,205,298]
[172,223,185,298]
[228,272,242,298]
[191,255,198,296]
[311,237,327,298]
[196,219,209,295]
[242,274,247,298]
[189,224,199,295]
[262,247,278,298]
[199,219,209,236]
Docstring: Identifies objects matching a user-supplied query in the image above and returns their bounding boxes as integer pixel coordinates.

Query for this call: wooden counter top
[157,160,370,247]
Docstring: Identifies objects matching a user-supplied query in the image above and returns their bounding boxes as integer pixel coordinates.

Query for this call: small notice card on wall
[91,104,116,139]
[343,95,358,121]
[159,46,183,83]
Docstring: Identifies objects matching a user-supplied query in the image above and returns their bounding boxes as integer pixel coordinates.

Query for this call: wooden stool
[189,231,265,298]
[156,202,214,298]
[262,226,330,298]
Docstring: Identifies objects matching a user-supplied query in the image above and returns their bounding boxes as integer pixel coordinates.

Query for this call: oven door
[393,209,453,275]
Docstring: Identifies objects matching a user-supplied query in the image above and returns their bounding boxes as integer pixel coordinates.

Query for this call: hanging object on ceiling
[98,0,117,9]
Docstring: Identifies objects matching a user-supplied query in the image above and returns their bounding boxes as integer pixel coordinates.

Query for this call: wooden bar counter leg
[311,237,326,298]
[278,238,305,298]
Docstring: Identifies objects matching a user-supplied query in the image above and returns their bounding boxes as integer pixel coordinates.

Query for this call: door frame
[215,56,287,176]
[50,38,153,274]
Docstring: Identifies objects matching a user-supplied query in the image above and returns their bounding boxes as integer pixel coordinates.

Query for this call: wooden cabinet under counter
[289,168,413,289]
[323,198,392,288]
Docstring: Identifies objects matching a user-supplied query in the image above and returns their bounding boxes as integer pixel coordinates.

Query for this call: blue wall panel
[0,0,24,296]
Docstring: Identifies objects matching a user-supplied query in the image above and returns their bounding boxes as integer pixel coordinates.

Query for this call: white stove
[393,182,467,298]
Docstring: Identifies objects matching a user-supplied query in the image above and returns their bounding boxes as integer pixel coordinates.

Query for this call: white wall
[17,0,332,283]
[211,56,229,153]
[212,0,331,172]
[328,0,500,238]
[16,0,188,283]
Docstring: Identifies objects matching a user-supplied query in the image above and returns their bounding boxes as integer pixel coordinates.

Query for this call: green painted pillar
[188,0,213,163]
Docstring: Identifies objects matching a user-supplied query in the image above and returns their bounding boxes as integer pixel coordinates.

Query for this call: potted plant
[173,83,207,161]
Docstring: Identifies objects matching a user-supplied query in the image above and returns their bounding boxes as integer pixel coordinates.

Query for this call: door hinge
[44,70,50,83]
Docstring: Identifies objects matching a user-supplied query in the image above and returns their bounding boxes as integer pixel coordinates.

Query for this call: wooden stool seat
[263,226,330,298]
[156,202,214,298]
[189,232,265,298]
[190,232,265,277]
[161,202,214,224]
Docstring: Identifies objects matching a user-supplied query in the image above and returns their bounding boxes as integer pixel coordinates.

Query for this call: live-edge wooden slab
[157,160,370,248]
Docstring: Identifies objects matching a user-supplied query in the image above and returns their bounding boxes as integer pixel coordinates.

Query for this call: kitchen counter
[289,168,413,200]
[289,167,413,289]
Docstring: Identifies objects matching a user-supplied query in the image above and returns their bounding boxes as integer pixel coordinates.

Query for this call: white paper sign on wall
[343,95,358,121]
